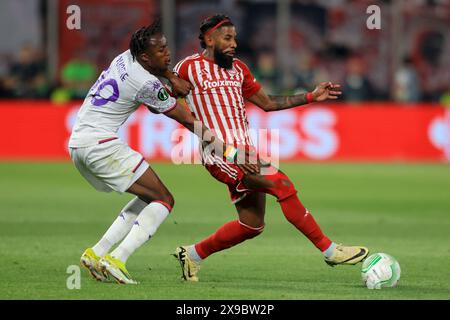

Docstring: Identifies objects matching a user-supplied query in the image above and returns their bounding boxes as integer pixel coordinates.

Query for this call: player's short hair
[130,19,163,61]
[199,14,234,49]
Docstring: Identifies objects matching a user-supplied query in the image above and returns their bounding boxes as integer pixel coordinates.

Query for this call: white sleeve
[135,79,176,113]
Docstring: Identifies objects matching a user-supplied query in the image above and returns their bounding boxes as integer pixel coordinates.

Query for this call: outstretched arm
[247,82,342,112]
[163,103,210,140]
[163,104,259,174]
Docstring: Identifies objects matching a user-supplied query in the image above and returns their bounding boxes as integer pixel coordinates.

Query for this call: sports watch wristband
[224,146,238,162]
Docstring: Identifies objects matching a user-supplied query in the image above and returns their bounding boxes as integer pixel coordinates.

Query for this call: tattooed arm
[247,82,342,112]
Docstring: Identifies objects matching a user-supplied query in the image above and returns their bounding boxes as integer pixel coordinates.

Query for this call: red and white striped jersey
[173,53,261,147]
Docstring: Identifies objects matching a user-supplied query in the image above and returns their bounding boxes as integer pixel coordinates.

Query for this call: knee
[167,194,175,209]
[264,172,297,201]
[239,220,265,238]
[140,188,175,210]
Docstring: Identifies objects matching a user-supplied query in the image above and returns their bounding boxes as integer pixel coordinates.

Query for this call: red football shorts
[202,152,250,204]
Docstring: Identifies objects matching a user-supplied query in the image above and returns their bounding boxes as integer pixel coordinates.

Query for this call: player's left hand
[312,82,342,102]
[169,76,193,98]
[236,146,260,175]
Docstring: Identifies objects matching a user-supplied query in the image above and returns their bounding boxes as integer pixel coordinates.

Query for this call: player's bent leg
[87,197,147,283]
[241,170,296,201]
[102,166,174,284]
[242,169,369,265]
[127,166,175,208]
[91,197,148,260]
[174,221,264,282]
[243,170,332,251]
[195,192,265,259]
[174,193,266,282]
[236,192,266,229]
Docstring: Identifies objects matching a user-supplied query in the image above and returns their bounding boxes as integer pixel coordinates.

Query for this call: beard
[214,48,233,69]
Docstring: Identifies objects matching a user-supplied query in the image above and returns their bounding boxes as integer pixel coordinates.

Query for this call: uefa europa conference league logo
[158,88,169,101]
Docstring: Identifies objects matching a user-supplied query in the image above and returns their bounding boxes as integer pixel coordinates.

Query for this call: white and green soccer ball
[361,253,401,289]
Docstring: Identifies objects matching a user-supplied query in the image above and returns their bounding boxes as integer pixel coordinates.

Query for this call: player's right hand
[169,76,193,98]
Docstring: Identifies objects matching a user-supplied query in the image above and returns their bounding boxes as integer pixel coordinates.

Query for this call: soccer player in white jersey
[68,21,231,284]
[171,14,369,281]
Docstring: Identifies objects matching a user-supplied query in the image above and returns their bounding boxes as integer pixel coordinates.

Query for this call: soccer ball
[361,253,401,289]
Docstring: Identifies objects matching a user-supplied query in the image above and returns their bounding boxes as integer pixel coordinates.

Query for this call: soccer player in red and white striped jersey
[173,51,259,148]
[172,14,369,281]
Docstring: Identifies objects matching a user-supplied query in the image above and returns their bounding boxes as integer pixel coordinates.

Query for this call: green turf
[0,162,449,299]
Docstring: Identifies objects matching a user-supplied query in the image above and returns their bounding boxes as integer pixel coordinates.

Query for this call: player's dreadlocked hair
[129,19,162,61]
[199,14,234,49]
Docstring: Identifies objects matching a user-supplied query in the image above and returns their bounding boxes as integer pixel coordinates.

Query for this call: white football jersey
[69,50,176,147]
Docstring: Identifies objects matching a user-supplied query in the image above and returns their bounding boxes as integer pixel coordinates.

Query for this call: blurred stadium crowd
[0,0,449,104]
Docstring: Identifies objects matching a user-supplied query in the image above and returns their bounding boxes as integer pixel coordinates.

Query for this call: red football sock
[279,194,331,251]
[252,170,332,252]
[195,220,264,259]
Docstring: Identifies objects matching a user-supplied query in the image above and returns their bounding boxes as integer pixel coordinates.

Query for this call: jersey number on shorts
[89,69,120,107]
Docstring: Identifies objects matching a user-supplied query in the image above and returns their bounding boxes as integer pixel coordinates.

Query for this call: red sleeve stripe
[132,157,145,173]
[98,137,118,144]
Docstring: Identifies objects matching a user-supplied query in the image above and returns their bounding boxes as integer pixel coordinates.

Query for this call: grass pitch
[0,162,449,300]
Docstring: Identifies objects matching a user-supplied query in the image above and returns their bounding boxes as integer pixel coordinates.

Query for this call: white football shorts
[69,138,149,193]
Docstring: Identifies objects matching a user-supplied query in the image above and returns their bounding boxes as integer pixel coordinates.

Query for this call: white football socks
[92,197,147,257]
[111,202,170,263]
